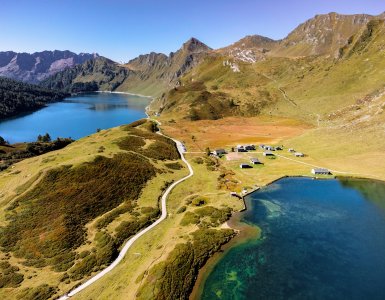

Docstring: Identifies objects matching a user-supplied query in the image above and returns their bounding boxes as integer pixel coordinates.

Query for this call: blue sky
[1,0,384,62]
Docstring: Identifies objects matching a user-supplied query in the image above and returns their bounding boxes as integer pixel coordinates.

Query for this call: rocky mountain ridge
[270,12,384,57]
[42,38,212,96]
[0,50,98,83]
[40,11,385,97]
[123,38,211,89]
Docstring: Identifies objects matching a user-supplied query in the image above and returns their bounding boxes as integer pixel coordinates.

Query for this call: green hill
[150,17,385,125]
[0,120,187,299]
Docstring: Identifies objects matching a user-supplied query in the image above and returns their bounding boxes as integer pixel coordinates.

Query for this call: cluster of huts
[234,144,256,152]
[240,157,263,169]
[288,148,305,157]
[211,144,331,176]
[239,144,271,169]
[258,144,282,158]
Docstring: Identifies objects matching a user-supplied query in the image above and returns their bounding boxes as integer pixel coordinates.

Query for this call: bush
[95,202,135,229]
[191,196,208,206]
[116,135,145,152]
[137,229,235,300]
[176,206,187,214]
[69,254,97,281]
[0,153,156,269]
[0,261,24,288]
[114,208,159,246]
[118,121,180,161]
[17,284,57,300]
[122,119,147,129]
[180,212,200,226]
[180,206,232,228]
[165,162,183,170]
[195,206,232,227]
[192,157,204,164]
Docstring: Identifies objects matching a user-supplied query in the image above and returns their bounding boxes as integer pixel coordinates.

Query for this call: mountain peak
[228,35,277,49]
[181,37,211,53]
[271,12,375,57]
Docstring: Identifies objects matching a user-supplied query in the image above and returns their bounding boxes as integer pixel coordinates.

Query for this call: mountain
[0,76,68,119]
[118,37,212,95]
[40,56,130,93]
[41,13,385,100]
[42,38,212,96]
[0,50,98,83]
[150,15,385,123]
[270,12,379,57]
[217,35,277,63]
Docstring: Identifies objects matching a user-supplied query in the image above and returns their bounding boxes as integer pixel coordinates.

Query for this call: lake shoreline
[192,176,385,299]
[94,90,154,99]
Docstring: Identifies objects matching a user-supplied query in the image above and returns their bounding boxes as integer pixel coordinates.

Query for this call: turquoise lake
[200,177,385,300]
[0,92,151,143]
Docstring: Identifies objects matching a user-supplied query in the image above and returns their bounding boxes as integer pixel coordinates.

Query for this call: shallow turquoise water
[0,92,151,143]
[200,177,385,300]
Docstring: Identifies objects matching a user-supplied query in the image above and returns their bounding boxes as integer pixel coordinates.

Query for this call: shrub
[176,206,187,214]
[0,262,24,288]
[180,212,200,226]
[69,254,97,281]
[165,162,183,170]
[191,196,208,206]
[118,121,179,161]
[121,119,147,129]
[0,153,156,270]
[17,284,57,300]
[195,206,232,227]
[137,229,235,300]
[116,136,146,152]
[95,202,135,229]
[192,157,204,164]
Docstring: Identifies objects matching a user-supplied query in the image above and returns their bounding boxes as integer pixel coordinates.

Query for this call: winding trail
[58,129,193,300]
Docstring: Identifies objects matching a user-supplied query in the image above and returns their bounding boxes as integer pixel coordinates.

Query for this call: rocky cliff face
[0,50,98,83]
[270,12,379,57]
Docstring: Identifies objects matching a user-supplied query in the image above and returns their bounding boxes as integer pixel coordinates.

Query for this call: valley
[0,9,385,300]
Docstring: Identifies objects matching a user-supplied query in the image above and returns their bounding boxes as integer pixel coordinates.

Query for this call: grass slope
[0,120,187,300]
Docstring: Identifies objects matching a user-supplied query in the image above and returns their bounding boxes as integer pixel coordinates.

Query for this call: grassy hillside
[151,18,385,126]
[2,13,384,300]
[40,57,130,93]
[269,12,376,57]
[41,38,211,97]
[119,38,211,97]
[0,119,187,299]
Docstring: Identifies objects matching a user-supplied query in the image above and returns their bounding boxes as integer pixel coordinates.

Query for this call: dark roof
[312,168,329,173]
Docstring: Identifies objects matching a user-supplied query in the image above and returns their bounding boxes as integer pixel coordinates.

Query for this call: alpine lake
[198,177,385,300]
[0,92,151,143]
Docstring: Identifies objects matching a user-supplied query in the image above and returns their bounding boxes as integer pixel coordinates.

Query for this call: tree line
[0,76,68,119]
